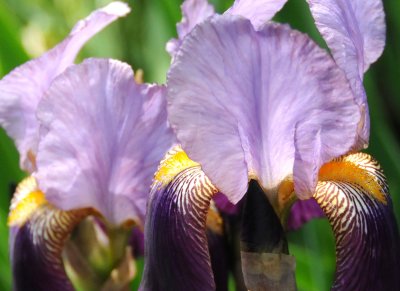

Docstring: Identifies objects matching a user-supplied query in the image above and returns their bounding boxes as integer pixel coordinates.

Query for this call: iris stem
[240,180,296,290]
[241,180,288,254]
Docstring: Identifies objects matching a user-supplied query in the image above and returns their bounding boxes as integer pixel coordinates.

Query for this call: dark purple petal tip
[286,199,325,231]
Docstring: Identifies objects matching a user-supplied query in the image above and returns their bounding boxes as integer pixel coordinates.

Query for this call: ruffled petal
[314,153,400,290]
[167,15,360,202]
[225,0,288,29]
[0,2,130,172]
[166,0,214,57]
[35,58,174,225]
[306,0,385,145]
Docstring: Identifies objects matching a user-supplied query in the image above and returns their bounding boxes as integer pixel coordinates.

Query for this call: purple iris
[0,2,174,290]
[143,0,400,290]
[0,0,399,290]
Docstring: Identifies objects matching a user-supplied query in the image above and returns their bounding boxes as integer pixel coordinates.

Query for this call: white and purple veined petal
[167,14,360,203]
[8,176,142,290]
[314,153,400,290]
[141,148,219,290]
[305,0,386,147]
[35,58,175,226]
[8,176,89,291]
[0,1,130,172]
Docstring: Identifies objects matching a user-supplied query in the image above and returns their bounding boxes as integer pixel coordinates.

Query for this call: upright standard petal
[0,2,130,172]
[225,0,288,29]
[35,58,174,225]
[306,0,386,145]
[306,0,385,77]
[168,15,360,203]
[166,0,214,57]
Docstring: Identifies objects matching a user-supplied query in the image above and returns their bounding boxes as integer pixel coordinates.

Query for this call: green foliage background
[0,0,399,290]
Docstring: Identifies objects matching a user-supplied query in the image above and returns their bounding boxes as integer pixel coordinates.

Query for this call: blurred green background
[0,0,399,290]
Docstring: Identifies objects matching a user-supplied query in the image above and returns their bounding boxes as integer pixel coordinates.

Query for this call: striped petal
[9,176,139,291]
[314,153,400,290]
[166,0,214,57]
[167,15,360,203]
[0,2,130,172]
[35,58,174,225]
[306,0,386,146]
[8,177,90,291]
[141,147,218,290]
[225,0,288,29]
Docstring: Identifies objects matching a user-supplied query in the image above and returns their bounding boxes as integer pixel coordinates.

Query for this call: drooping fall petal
[8,177,90,291]
[0,2,130,172]
[314,152,400,290]
[35,58,174,225]
[141,147,218,290]
[167,15,360,203]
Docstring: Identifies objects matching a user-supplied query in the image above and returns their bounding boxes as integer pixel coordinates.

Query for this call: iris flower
[0,2,174,290]
[142,0,400,290]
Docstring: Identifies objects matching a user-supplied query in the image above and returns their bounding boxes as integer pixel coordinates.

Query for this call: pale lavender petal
[225,0,288,29]
[166,0,214,57]
[0,2,130,172]
[167,15,360,203]
[177,0,215,39]
[35,59,174,225]
[306,0,385,76]
[306,0,385,146]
